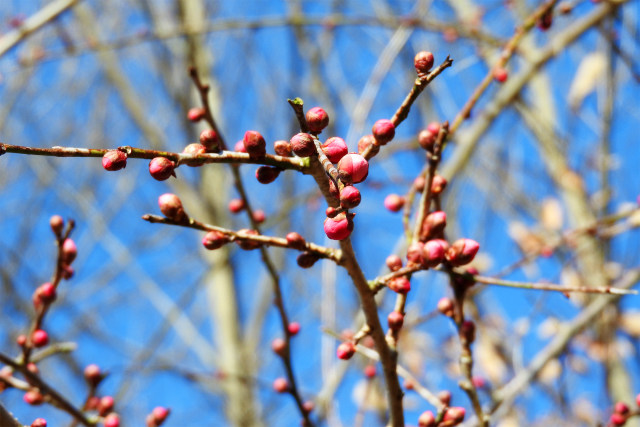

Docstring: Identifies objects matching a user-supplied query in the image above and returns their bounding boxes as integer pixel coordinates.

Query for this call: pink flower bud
[336,341,355,360]
[252,209,266,224]
[422,239,446,267]
[271,338,287,355]
[32,329,49,347]
[340,186,361,209]
[414,176,426,192]
[102,150,127,171]
[306,107,329,134]
[406,242,424,265]
[321,137,348,163]
[472,376,486,388]
[290,132,316,157]
[443,407,466,424]
[187,107,205,122]
[420,211,447,241]
[437,297,454,317]
[614,402,630,415]
[234,140,247,153]
[636,393,640,408]
[149,157,176,181]
[288,322,301,336]
[364,365,376,378]
[274,140,293,157]
[31,418,47,427]
[427,121,440,135]
[243,131,267,158]
[414,51,434,75]
[158,193,187,222]
[24,389,44,405]
[84,364,102,386]
[431,175,448,194]
[235,229,261,250]
[61,239,77,264]
[384,194,404,212]
[103,413,120,427]
[387,311,404,331]
[228,198,245,214]
[297,251,320,268]
[418,129,435,150]
[286,232,306,250]
[493,67,508,83]
[50,215,64,235]
[202,231,229,250]
[182,143,207,166]
[273,377,289,393]
[337,153,368,184]
[150,407,170,426]
[610,413,626,426]
[446,238,480,266]
[388,276,411,294]
[372,119,395,145]
[386,254,403,271]
[33,283,56,308]
[98,396,114,416]
[61,264,74,280]
[255,166,281,184]
[303,400,315,414]
[357,135,375,155]
[16,334,27,346]
[323,213,354,240]
[199,129,219,151]
[418,411,436,427]
[26,363,38,375]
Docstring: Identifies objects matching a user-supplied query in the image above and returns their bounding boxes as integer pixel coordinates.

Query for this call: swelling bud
[243,130,267,158]
[337,153,369,184]
[158,193,187,222]
[323,213,354,240]
[102,150,127,171]
[290,132,316,157]
[305,107,329,133]
[321,137,348,163]
[149,157,176,181]
[446,238,480,266]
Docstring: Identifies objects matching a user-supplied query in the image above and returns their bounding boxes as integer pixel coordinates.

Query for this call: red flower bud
[103,413,120,427]
[234,140,247,153]
[187,107,205,122]
[431,175,448,194]
[321,137,348,163]
[336,341,355,360]
[406,242,424,266]
[337,153,369,184]
[372,119,395,145]
[61,238,77,264]
[16,334,27,346]
[102,150,127,171]
[149,157,176,181]
[33,283,56,309]
[24,389,44,405]
[255,166,281,184]
[84,364,102,386]
[61,265,74,280]
[388,276,411,294]
[202,231,229,250]
[364,365,376,378]
[273,377,289,393]
[98,396,114,416]
[614,402,630,415]
[31,418,47,427]
[418,129,436,150]
[414,176,426,192]
[610,413,626,426]
[150,407,170,426]
[443,406,466,424]
[446,238,480,266]
[290,132,316,157]
[387,311,404,331]
[427,121,440,135]
[422,239,446,267]
[297,251,320,268]
[386,254,403,271]
[271,338,287,356]
[306,107,329,134]
[199,129,219,151]
[418,410,436,427]
[340,186,361,209]
[228,198,245,214]
[236,229,261,250]
[243,131,267,158]
[50,215,64,236]
[288,322,301,335]
[302,401,315,414]
[438,390,452,406]
[273,140,293,157]
[286,232,306,250]
[414,51,435,75]
[357,134,375,155]
[183,143,207,166]
[252,209,266,224]
[32,329,49,347]
[461,320,476,343]
[437,297,454,317]
[323,213,354,240]
[384,194,405,212]
[158,193,188,222]
[420,211,447,241]
[493,67,508,83]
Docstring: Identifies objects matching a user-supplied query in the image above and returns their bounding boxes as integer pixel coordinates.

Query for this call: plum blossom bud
[182,143,207,166]
[387,311,404,331]
[388,276,411,294]
[61,239,77,264]
[236,229,261,250]
[61,265,74,280]
[158,193,187,222]
[274,140,292,157]
[302,401,315,414]
[306,107,329,134]
[414,176,426,192]
[443,407,466,424]
[321,137,348,163]
[337,153,369,184]
[614,402,630,415]
[228,198,245,214]
[146,407,170,427]
[431,175,448,194]
[252,209,266,224]
[84,364,102,386]
[340,186,361,209]
[438,391,452,405]
[357,135,375,155]
[437,297,454,317]
[199,129,219,151]
[406,242,424,266]
[364,365,376,378]
[33,283,56,309]
[187,107,205,122]
[243,131,266,158]
[149,157,176,181]
[202,231,229,250]
[427,122,440,135]
[285,232,306,250]
[98,396,114,416]
[610,413,626,427]
[446,238,480,266]
[31,418,47,427]
[386,254,402,271]
[273,377,289,393]
[384,194,404,212]
[16,334,27,346]
[50,215,64,236]
[420,211,447,241]
[422,239,446,267]
[414,51,434,75]
[31,329,49,347]
[24,389,44,405]
[297,251,320,268]
[336,341,355,360]
[372,119,395,145]
[323,213,354,240]
[418,129,436,151]
[234,140,247,153]
[493,67,508,83]
[288,322,301,335]
[102,150,127,171]
[271,338,287,355]
[255,166,281,184]
[290,133,316,157]
[103,413,120,427]
[418,411,436,427]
